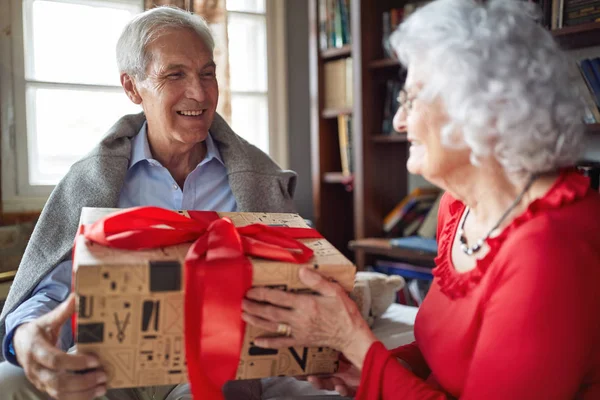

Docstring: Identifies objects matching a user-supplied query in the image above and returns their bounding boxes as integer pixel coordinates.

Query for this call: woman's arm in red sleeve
[390,341,431,379]
[356,341,449,400]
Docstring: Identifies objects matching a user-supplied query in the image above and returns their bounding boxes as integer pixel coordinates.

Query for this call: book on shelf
[389,236,438,254]
[415,192,443,238]
[580,58,600,116]
[337,115,353,176]
[371,261,433,306]
[319,0,351,51]
[536,0,600,29]
[381,2,430,58]
[383,186,441,233]
[570,60,600,123]
[324,57,353,109]
[381,79,404,134]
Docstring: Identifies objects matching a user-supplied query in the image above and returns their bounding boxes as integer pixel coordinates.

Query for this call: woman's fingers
[245,287,296,308]
[241,312,280,333]
[241,299,292,323]
[298,267,343,297]
[252,336,297,349]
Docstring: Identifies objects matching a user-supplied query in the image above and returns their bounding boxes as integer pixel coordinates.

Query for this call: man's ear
[121,73,143,105]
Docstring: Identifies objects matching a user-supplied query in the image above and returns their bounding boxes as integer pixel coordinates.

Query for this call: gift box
[73,207,356,392]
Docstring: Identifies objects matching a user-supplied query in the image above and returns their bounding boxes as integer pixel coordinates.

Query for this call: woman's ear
[121,73,142,105]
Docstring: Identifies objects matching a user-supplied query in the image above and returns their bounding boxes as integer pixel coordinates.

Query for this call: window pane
[230,94,268,154]
[227,13,267,92]
[26,0,141,86]
[27,85,141,185]
[226,0,265,13]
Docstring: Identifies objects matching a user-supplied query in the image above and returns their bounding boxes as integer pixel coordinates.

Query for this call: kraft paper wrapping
[73,208,356,388]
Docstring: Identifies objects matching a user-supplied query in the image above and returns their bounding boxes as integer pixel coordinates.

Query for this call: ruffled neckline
[432,169,591,299]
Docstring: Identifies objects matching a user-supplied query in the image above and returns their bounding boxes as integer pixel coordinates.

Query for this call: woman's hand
[306,358,361,397]
[241,266,378,368]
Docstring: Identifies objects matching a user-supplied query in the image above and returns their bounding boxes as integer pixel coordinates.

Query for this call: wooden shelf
[369,58,400,69]
[0,270,17,283]
[321,45,352,60]
[349,238,436,266]
[585,123,600,135]
[372,133,408,143]
[323,172,353,184]
[551,22,600,49]
[322,107,353,119]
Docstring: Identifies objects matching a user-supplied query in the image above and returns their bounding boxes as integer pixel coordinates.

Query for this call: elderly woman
[243,0,600,398]
[0,6,293,400]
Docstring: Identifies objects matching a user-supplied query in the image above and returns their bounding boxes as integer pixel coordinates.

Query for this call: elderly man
[0,6,295,400]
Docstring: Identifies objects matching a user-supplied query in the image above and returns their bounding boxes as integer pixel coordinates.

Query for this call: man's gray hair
[391,0,585,178]
[117,6,215,79]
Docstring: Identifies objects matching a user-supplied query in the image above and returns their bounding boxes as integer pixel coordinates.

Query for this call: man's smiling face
[134,27,219,146]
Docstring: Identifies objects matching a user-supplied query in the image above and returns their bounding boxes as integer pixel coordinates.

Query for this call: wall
[0,219,36,274]
[285,0,313,221]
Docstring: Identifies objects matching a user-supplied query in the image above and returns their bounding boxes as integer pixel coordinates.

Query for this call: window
[9,0,143,192]
[226,0,288,169]
[226,0,269,153]
[1,0,287,212]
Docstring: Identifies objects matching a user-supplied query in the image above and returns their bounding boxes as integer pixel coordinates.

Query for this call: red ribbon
[76,206,322,399]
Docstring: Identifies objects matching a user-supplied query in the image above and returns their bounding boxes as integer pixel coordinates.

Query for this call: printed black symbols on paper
[142,300,161,333]
[79,296,94,319]
[289,347,309,371]
[78,323,104,343]
[149,261,181,292]
[114,312,130,343]
[248,344,278,356]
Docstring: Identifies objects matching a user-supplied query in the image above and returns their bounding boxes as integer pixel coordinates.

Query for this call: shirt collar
[129,122,224,169]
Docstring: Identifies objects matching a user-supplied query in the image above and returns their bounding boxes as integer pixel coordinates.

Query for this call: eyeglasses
[397,89,415,112]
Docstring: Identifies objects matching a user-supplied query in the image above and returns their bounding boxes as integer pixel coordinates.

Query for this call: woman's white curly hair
[390,0,585,177]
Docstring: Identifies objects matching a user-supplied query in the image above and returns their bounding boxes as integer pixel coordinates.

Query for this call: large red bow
[77,206,322,399]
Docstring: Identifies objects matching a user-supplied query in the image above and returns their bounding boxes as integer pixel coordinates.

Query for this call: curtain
[144,0,232,123]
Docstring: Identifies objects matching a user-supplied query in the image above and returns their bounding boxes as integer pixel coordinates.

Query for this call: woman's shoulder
[498,172,600,274]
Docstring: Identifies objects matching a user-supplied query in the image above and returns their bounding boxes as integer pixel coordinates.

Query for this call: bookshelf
[372,133,408,143]
[551,22,600,49]
[322,107,353,119]
[321,44,352,60]
[323,172,352,184]
[309,1,600,269]
[348,238,436,267]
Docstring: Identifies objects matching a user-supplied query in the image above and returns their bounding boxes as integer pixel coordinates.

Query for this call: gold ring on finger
[277,323,292,337]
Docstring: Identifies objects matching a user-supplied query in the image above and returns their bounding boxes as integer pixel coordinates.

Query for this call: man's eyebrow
[164,63,186,72]
[163,61,216,71]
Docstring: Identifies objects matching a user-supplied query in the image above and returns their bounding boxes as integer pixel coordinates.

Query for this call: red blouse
[356,170,600,399]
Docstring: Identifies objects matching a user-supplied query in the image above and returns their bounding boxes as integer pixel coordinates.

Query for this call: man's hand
[13,294,107,400]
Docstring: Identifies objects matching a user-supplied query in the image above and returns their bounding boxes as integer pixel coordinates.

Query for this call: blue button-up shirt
[3,123,237,364]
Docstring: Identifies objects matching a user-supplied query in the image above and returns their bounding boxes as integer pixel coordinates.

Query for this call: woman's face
[392,67,470,184]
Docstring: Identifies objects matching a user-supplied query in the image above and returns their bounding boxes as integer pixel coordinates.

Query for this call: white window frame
[1,0,288,212]
[266,0,289,170]
[227,0,289,169]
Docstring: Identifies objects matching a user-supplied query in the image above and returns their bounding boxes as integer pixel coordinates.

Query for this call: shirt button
[172,183,178,190]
